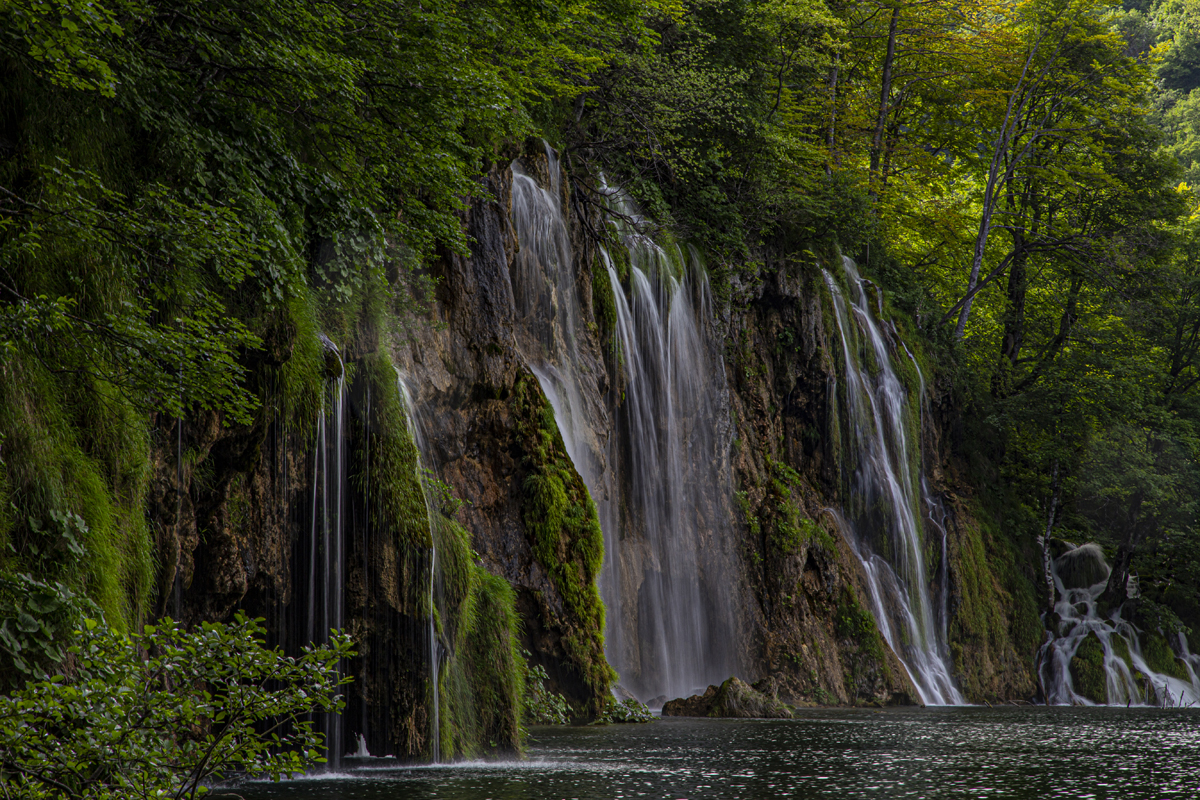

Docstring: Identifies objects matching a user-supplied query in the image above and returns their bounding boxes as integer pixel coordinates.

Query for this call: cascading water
[397,373,440,761]
[1039,543,1200,706]
[824,256,963,705]
[307,362,348,767]
[509,150,606,498]
[598,201,740,702]
[508,148,741,702]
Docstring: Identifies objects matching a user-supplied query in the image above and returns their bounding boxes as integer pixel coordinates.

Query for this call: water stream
[824,256,962,705]
[508,150,740,702]
[397,373,441,761]
[307,367,348,767]
[1039,543,1200,706]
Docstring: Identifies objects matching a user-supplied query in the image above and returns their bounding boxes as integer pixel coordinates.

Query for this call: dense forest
[3,0,1200,781]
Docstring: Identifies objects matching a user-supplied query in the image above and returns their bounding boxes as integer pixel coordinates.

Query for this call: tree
[0,614,353,800]
[949,0,1155,338]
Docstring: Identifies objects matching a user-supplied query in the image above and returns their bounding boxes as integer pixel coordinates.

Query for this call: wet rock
[612,684,639,703]
[1055,544,1110,590]
[661,684,718,717]
[662,677,792,719]
[711,676,793,718]
[1069,633,1108,704]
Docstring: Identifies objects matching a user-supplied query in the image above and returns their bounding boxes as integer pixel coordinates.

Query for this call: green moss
[461,569,526,755]
[513,374,614,711]
[734,490,762,540]
[1111,634,1134,672]
[1142,632,1188,680]
[591,255,617,338]
[358,364,526,759]
[0,356,154,631]
[356,353,430,554]
[277,286,325,436]
[835,585,891,689]
[1069,633,1108,704]
[945,510,1042,700]
[765,458,833,555]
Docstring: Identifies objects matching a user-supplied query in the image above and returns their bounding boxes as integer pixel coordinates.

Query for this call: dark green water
[238,707,1200,799]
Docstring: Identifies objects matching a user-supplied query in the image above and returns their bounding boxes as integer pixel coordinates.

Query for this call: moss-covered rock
[661,676,792,718]
[1142,632,1188,681]
[513,374,614,712]
[1069,633,1108,704]
[1111,634,1134,672]
[1054,544,1110,590]
[945,508,1041,703]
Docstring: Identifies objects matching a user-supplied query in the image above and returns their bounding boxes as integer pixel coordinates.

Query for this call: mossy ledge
[512,372,615,715]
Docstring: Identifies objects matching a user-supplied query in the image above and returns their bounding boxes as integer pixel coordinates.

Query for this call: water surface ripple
[239,708,1200,799]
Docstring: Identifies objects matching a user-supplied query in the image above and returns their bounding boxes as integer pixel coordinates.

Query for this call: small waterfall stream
[307,367,348,767]
[824,257,962,705]
[508,150,740,702]
[397,373,441,761]
[1040,544,1200,706]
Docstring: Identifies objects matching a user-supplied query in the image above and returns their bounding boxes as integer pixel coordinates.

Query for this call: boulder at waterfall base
[661,677,793,719]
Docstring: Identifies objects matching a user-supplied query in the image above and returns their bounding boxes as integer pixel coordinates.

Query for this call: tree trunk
[869,5,901,196]
[1101,543,1135,610]
[827,55,839,172]
[1041,461,1059,613]
[993,237,1026,397]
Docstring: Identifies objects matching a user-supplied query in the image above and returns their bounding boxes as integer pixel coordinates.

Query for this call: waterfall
[508,149,740,702]
[1039,544,1200,706]
[307,365,347,767]
[509,150,606,498]
[823,256,963,705]
[599,207,740,702]
[396,373,440,761]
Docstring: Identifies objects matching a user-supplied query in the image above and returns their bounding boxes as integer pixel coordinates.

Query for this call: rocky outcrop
[720,254,916,705]
[661,676,792,718]
[390,153,612,714]
[146,153,1043,770]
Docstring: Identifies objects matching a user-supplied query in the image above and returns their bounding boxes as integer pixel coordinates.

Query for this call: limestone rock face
[721,256,916,706]
[151,160,1045,765]
[661,677,792,718]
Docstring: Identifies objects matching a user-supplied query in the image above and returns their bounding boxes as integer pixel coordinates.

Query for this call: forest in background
[2,0,1200,682]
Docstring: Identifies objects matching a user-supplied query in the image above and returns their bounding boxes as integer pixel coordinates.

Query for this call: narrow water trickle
[307,360,348,767]
[508,148,741,702]
[396,373,440,762]
[823,257,962,705]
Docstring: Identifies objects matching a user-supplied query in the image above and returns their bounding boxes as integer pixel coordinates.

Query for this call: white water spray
[1040,544,1200,706]
[823,257,962,705]
[508,150,741,702]
[308,351,348,766]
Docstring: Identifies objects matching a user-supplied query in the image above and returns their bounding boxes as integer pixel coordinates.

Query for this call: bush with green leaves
[0,613,353,800]
[523,662,571,725]
[0,572,97,688]
[597,696,655,724]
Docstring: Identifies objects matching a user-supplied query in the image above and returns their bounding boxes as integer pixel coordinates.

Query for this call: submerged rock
[661,677,792,719]
[1055,543,1110,590]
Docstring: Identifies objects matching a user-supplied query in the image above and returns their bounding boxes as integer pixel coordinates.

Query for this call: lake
[237,707,1200,799]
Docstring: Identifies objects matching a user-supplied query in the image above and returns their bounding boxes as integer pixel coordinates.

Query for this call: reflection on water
[237,709,1200,799]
